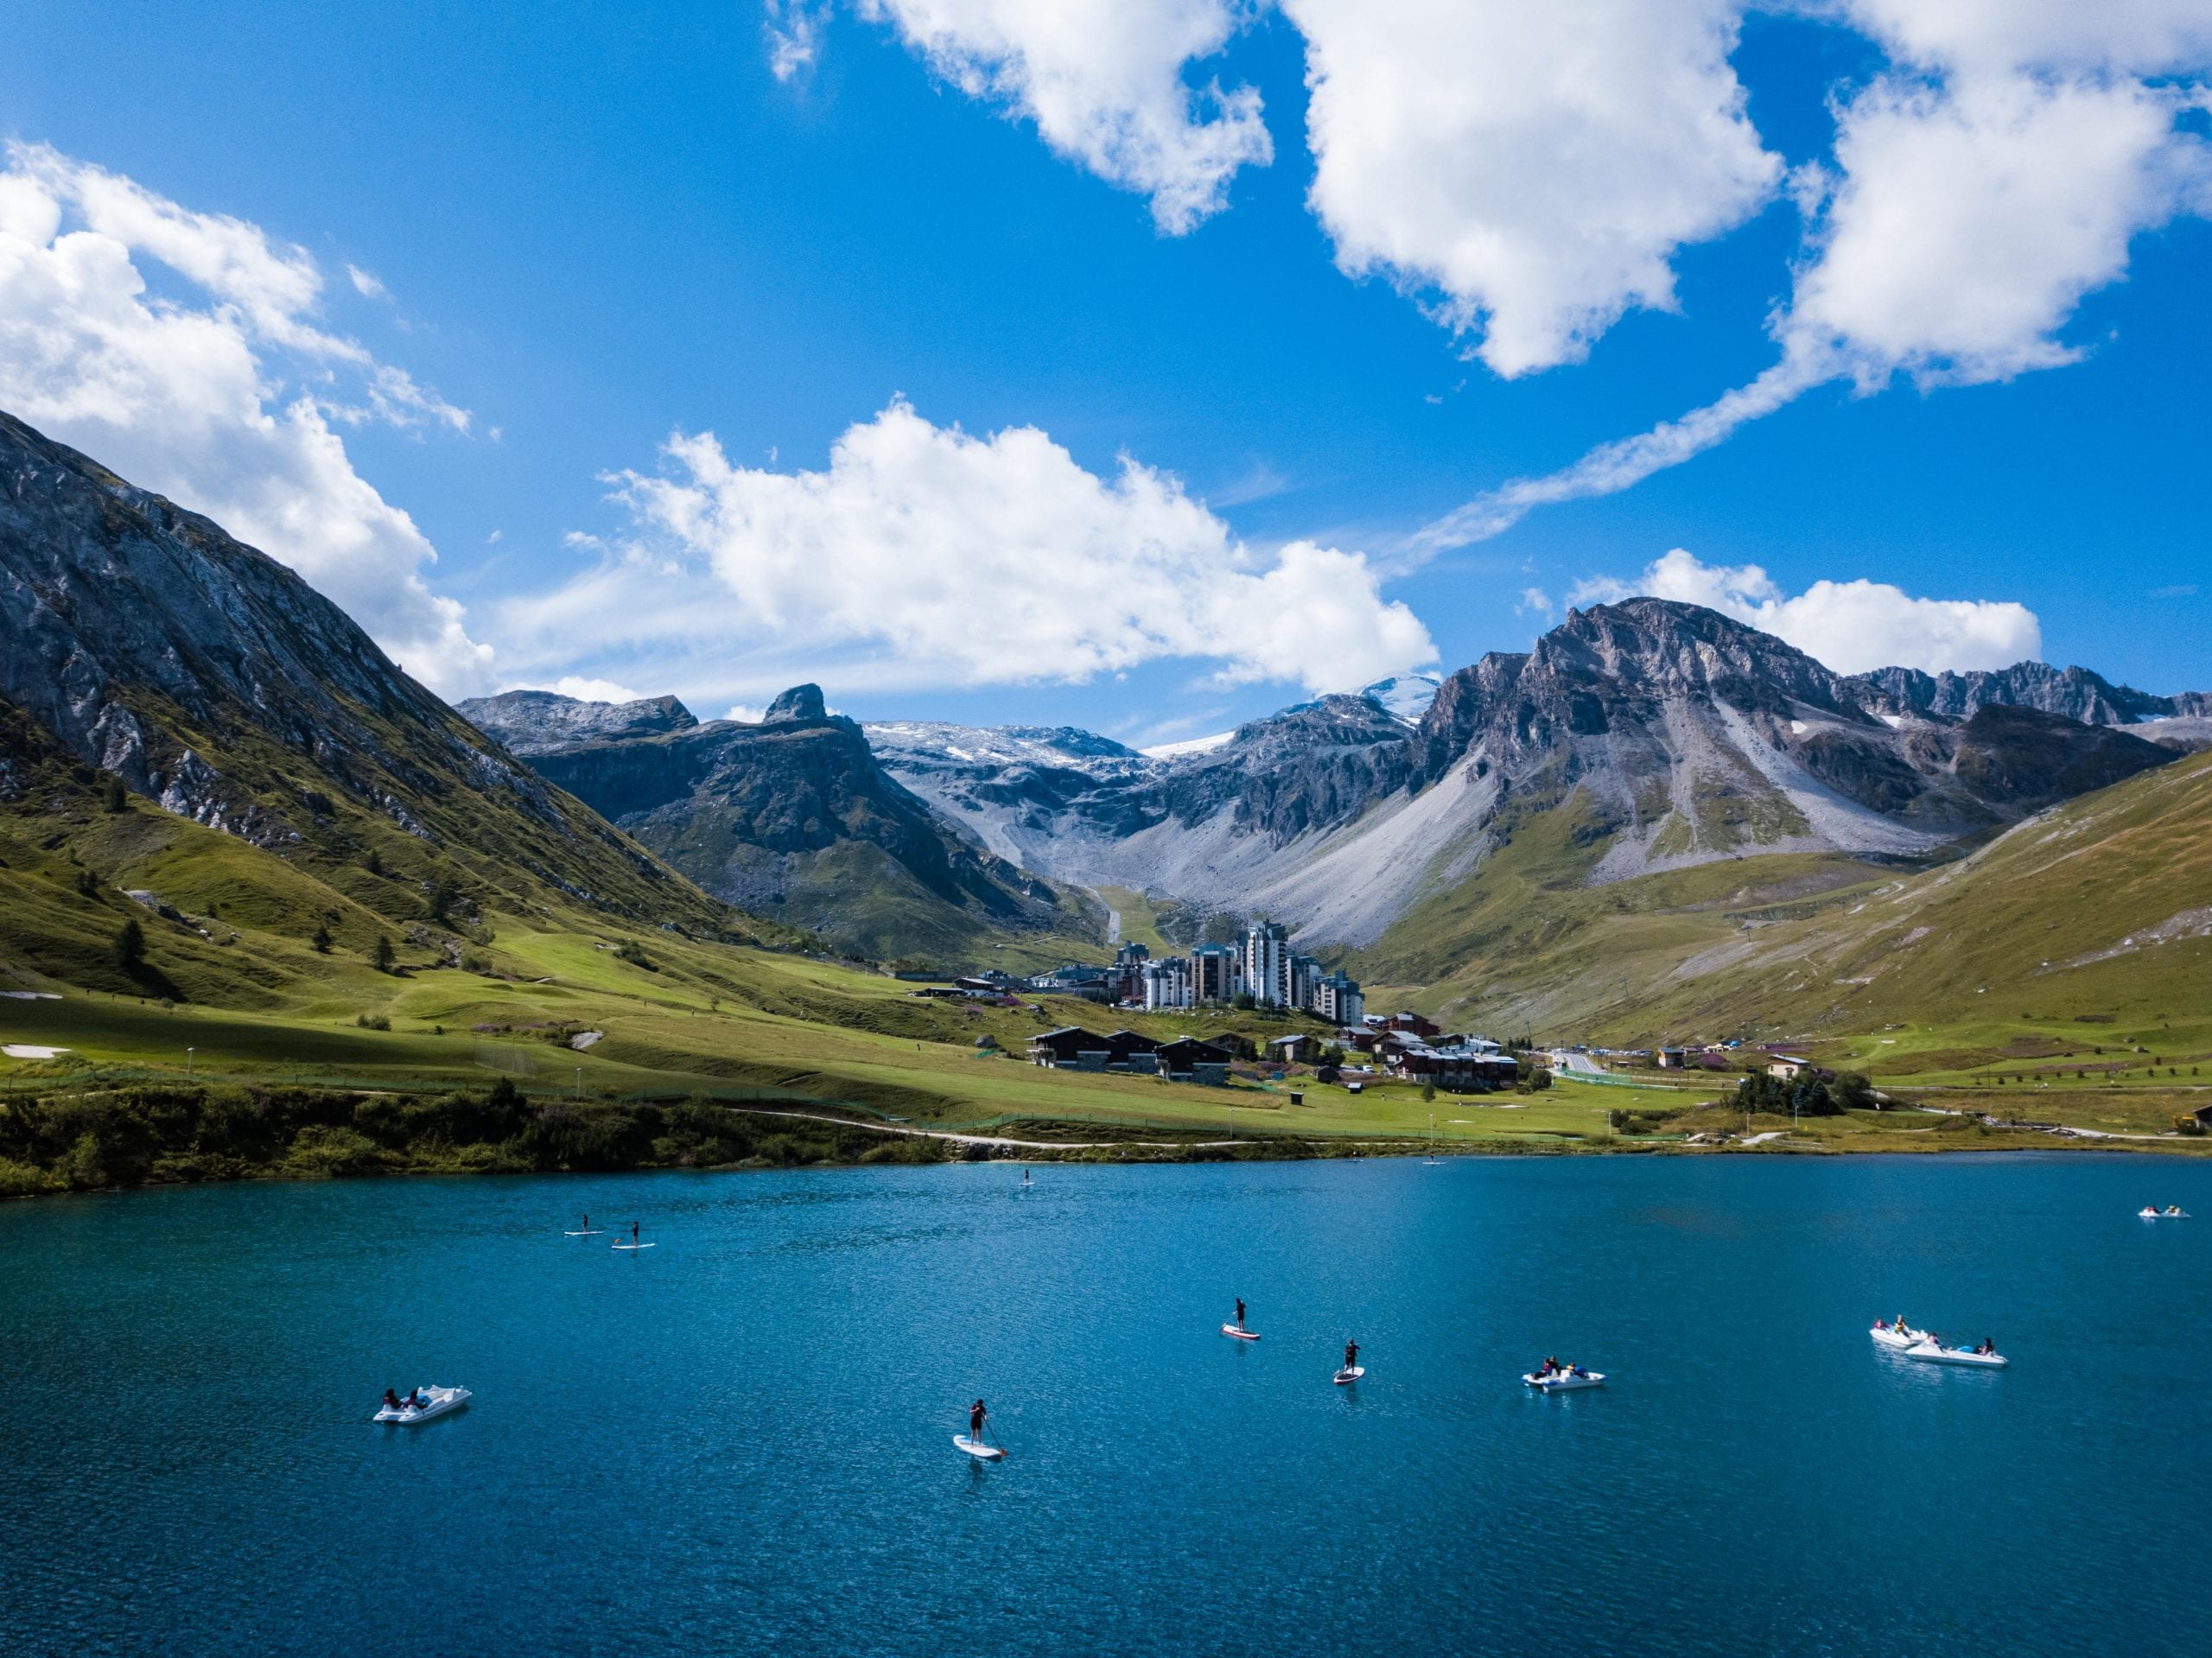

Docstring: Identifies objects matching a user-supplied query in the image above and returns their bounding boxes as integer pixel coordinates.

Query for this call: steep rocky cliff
[0,410,731,930]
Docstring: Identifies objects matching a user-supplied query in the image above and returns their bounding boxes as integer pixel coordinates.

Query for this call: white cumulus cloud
[1285,0,1779,377]
[851,0,1271,232]
[0,143,489,693]
[548,676,647,705]
[1414,7,2212,548]
[498,398,1434,701]
[1568,548,2042,675]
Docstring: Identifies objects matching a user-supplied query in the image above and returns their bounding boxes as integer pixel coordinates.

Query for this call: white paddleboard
[953,1435,1004,1460]
[1334,1366,1365,1384]
[564,1229,603,1236]
[1221,1324,1260,1341]
[612,1242,657,1250]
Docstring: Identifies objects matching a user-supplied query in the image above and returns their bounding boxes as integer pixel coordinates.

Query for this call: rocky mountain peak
[457,689,698,758]
[763,683,828,725]
[1546,599,1866,716]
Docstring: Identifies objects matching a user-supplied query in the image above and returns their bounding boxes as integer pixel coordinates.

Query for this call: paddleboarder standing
[1344,1337,1359,1373]
[631,1220,640,1247]
[970,1398,988,1445]
[1235,1297,1247,1331]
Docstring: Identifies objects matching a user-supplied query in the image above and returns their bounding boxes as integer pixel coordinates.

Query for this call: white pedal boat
[375,1385,471,1423]
[2139,1207,2188,1219]
[1871,1322,1932,1350]
[1524,1369,1604,1391]
[1904,1341,2006,1369]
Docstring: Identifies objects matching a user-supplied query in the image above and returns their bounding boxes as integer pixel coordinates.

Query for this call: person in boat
[382,1389,403,1412]
[404,1388,424,1410]
[1344,1338,1359,1372]
[1570,1363,1586,1378]
[1235,1298,1247,1330]
[1976,1337,1995,1356]
[969,1398,988,1444]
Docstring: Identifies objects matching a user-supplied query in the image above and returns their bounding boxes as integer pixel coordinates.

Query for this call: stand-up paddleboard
[953,1435,1005,1460]
[1221,1324,1260,1341]
[612,1242,657,1250]
[1333,1365,1365,1384]
[564,1229,603,1236]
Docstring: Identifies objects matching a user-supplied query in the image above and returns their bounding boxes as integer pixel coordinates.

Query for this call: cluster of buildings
[944,924,1363,1023]
[1348,1012,1522,1091]
[1025,1026,1248,1085]
[1027,1008,1527,1093]
[1125,925,1365,1023]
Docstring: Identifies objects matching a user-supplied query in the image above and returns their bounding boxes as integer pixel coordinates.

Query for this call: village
[905,924,1846,1099]
[908,924,1538,1091]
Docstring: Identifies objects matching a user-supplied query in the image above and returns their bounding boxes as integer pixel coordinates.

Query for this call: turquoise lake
[4,1153,2208,1655]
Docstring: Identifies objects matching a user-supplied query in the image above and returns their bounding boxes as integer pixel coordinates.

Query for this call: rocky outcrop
[0,408,727,925]
[1153,695,1415,840]
[459,690,697,757]
[1852,661,2209,727]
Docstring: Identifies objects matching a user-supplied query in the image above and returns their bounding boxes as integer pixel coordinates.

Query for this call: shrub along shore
[5,1071,2205,1200]
[0,1078,1431,1197]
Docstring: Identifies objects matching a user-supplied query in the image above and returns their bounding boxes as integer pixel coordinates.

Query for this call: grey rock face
[0,409,552,847]
[1851,661,2208,726]
[763,683,828,724]
[458,690,697,757]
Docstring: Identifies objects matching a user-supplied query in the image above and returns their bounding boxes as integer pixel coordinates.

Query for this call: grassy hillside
[1346,773,1916,1037]
[1637,746,2212,1040]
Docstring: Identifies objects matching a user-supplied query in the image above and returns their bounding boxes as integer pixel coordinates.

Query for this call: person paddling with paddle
[971,1398,989,1448]
[631,1221,640,1248]
[1344,1337,1359,1372]
[1235,1297,1247,1331]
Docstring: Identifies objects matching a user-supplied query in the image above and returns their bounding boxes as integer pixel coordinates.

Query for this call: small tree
[102,775,128,813]
[427,873,461,924]
[311,920,333,954]
[113,917,145,971]
[364,847,385,878]
[372,935,395,974]
[1421,1081,1437,1103]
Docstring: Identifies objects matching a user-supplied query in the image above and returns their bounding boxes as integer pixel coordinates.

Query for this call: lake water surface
[4,1153,2208,1655]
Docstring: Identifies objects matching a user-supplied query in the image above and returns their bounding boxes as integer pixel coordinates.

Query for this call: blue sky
[3,2,2208,746]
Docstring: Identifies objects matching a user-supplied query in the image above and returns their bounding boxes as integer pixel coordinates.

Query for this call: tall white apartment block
[1243,921,1292,1008]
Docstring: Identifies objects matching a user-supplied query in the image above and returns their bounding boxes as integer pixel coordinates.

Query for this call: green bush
[354,1013,391,1031]
[0,1156,54,1197]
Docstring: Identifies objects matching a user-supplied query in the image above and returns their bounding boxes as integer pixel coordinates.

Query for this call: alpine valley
[4,410,2211,1180]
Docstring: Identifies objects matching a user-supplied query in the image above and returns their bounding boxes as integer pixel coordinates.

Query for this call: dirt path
[738,1105,1247,1153]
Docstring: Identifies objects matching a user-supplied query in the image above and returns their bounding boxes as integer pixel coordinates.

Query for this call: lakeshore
[4,1070,2209,1203]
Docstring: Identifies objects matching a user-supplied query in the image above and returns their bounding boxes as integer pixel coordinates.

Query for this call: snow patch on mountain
[1359,672,1443,724]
